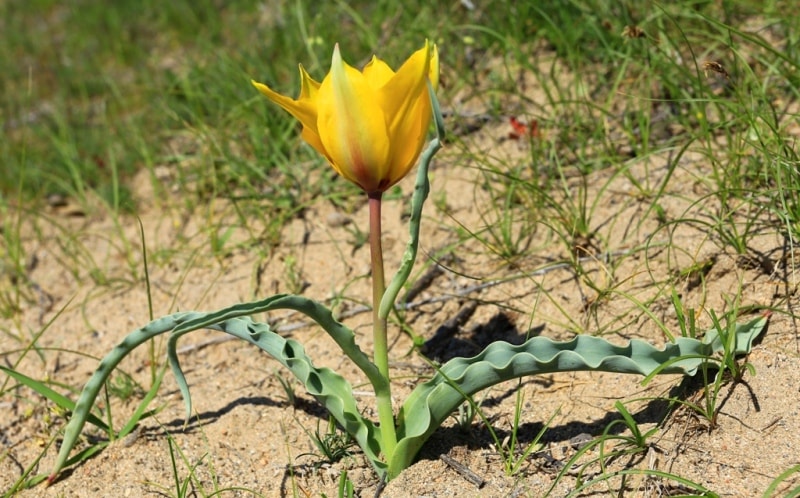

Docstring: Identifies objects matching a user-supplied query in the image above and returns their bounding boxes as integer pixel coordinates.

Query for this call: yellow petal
[378,42,435,183]
[317,44,391,191]
[378,41,431,132]
[251,77,316,133]
[298,64,321,100]
[428,43,440,91]
[299,126,330,163]
[386,90,431,186]
[362,55,395,90]
[252,70,327,158]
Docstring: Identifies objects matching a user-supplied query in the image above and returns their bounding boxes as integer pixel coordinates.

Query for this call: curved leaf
[196,315,384,473]
[49,295,387,483]
[389,315,767,478]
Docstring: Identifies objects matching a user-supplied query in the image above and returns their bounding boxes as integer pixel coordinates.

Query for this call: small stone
[326,212,352,227]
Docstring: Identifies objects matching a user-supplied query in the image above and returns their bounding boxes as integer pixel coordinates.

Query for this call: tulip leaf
[388,314,767,478]
[48,295,387,483]
[48,294,767,484]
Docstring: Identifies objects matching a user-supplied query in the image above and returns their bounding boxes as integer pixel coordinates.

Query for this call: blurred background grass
[1,0,798,263]
[1,0,461,208]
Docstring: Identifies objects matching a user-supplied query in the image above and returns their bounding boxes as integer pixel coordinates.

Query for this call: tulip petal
[386,91,432,186]
[363,56,395,90]
[378,42,431,129]
[298,64,321,99]
[252,77,316,133]
[428,44,439,91]
[252,70,329,159]
[378,43,435,183]
[317,45,391,191]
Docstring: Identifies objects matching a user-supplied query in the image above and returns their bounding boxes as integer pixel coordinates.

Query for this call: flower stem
[368,191,397,460]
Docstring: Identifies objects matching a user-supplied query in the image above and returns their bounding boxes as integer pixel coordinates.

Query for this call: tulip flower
[252,41,438,193]
[253,41,439,462]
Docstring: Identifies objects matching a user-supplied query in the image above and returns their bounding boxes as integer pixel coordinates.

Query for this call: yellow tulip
[252,41,439,194]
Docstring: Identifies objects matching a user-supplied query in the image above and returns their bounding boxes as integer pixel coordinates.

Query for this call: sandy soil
[3,68,800,497]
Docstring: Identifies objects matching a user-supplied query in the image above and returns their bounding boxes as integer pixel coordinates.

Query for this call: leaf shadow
[159,394,326,433]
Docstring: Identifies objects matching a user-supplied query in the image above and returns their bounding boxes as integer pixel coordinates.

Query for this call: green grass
[2,0,799,495]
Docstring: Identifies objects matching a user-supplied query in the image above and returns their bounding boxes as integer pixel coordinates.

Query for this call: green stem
[368,191,397,460]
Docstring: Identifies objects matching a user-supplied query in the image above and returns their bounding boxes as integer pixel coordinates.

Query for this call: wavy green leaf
[48,292,766,483]
[389,315,767,478]
[48,295,386,484]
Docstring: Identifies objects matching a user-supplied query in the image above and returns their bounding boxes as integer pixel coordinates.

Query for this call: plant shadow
[421,310,544,362]
[159,394,327,433]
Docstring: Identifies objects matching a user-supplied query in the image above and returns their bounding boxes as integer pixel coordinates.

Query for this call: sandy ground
[3,69,800,497]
